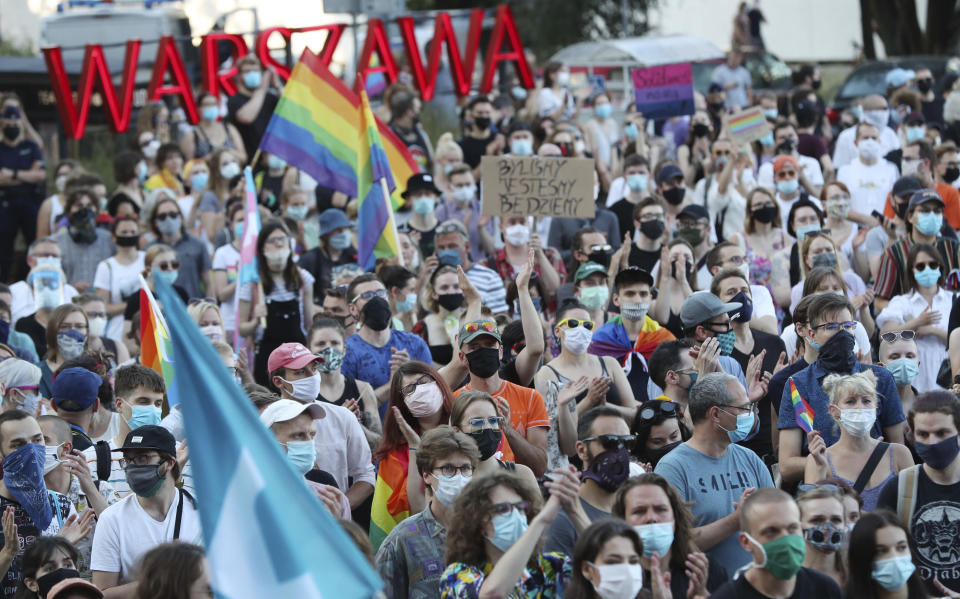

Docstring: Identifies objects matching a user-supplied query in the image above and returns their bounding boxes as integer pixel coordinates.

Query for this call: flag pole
[380,176,404,267]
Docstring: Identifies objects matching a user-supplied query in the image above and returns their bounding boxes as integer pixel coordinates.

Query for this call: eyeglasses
[582,434,636,451]
[265,236,289,247]
[812,321,857,332]
[432,464,475,477]
[401,374,435,397]
[557,318,594,331]
[156,212,180,221]
[119,454,162,470]
[188,297,218,305]
[156,260,180,271]
[775,170,797,179]
[463,320,497,334]
[467,416,504,430]
[719,403,757,415]
[797,483,840,495]
[914,261,940,271]
[587,244,612,253]
[638,401,679,423]
[58,323,88,332]
[639,213,665,222]
[490,500,530,516]
[880,330,916,343]
[352,289,387,303]
[85,311,107,320]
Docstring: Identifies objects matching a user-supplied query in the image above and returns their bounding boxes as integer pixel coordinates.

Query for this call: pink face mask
[405,382,443,418]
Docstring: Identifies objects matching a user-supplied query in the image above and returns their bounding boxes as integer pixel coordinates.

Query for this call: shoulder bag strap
[174,489,184,540]
[852,442,889,495]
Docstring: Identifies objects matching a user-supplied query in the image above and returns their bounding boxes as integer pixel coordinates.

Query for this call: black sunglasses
[582,434,635,452]
[638,401,680,423]
[155,212,180,221]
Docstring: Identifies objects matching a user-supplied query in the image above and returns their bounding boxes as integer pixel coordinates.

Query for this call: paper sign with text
[631,62,695,120]
[724,106,771,146]
[481,156,595,218]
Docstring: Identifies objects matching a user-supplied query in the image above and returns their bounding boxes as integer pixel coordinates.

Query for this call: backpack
[895,464,922,529]
[93,441,112,491]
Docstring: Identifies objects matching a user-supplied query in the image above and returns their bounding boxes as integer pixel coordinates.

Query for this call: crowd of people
[1,39,960,599]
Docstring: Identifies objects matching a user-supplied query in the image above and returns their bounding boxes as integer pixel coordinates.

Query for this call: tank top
[193,124,236,159]
[544,358,621,405]
[825,445,896,512]
[319,375,368,427]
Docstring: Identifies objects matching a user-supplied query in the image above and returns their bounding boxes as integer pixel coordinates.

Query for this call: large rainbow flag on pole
[369,449,410,551]
[139,275,178,406]
[357,89,402,269]
[259,49,419,213]
[790,377,815,433]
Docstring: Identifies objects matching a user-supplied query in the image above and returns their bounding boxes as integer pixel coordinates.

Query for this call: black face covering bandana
[587,250,610,268]
[817,329,857,374]
[581,447,631,492]
[467,428,502,461]
[895,199,909,219]
[945,167,960,184]
[361,296,393,331]
[466,347,500,378]
[37,568,82,597]
[662,187,685,206]
[437,293,464,311]
[68,208,97,244]
[639,219,666,240]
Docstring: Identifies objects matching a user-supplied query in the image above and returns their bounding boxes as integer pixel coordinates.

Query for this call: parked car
[829,56,960,115]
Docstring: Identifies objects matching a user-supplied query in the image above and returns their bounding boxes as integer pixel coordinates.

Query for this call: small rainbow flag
[369,448,410,551]
[139,276,178,405]
[357,89,402,269]
[727,106,768,138]
[790,377,815,433]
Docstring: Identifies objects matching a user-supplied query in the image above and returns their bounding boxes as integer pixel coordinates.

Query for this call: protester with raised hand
[411,265,468,367]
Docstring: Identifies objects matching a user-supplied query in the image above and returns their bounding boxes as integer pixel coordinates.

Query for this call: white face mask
[451,185,476,204]
[432,472,471,506]
[839,408,876,438]
[504,224,530,246]
[88,316,108,338]
[280,373,322,403]
[562,326,593,355]
[264,247,291,267]
[405,382,444,418]
[200,325,224,343]
[43,443,63,475]
[589,562,643,599]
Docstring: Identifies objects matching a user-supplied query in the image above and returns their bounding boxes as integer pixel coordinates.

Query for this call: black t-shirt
[0,493,74,599]
[456,132,496,169]
[227,90,279,160]
[668,557,727,598]
[628,244,661,273]
[609,197,638,241]
[709,567,842,599]
[877,467,960,594]
[732,329,787,459]
[14,314,46,360]
[123,285,189,321]
[0,139,43,203]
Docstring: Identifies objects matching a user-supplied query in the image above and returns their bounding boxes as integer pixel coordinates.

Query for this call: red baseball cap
[267,342,323,373]
[773,154,799,173]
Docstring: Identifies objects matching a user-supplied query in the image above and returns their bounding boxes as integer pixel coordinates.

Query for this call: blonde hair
[187,301,222,327]
[823,370,877,407]
[799,231,840,277]
[435,133,463,161]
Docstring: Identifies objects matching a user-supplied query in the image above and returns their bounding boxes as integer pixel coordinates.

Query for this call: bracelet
[409,447,418,452]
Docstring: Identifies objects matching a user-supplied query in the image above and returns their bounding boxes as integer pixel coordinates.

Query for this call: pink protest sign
[631,62,695,120]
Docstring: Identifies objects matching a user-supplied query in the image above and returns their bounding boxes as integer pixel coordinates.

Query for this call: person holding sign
[485,217,565,298]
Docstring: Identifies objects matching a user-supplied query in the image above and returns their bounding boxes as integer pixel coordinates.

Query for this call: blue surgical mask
[633,522,674,557]
[916,211,943,236]
[396,292,418,313]
[437,249,462,267]
[776,179,799,195]
[510,138,533,156]
[136,161,148,183]
[595,104,612,119]
[626,174,648,192]
[200,106,219,122]
[285,440,317,476]
[154,269,179,286]
[796,224,820,240]
[759,133,775,147]
[762,108,778,120]
[487,507,528,552]
[190,172,208,191]
[267,155,287,170]
[242,70,262,89]
[511,86,527,101]
[885,357,920,386]
[624,123,639,140]
[329,230,352,251]
[127,405,162,429]
[286,205,308,221]
[413,197,436,215]
[871,556,916,591]
[234,222,245,239]
[905,126,926,143]
[914,266,940,287]
[721,408,755,442]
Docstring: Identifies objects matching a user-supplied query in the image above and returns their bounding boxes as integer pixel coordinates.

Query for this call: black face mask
[662,187,685,206]
[437,293,464,311]
[2,125,19,141]
[68,208,97,244]
[777,138,797,154]
[581,447,631,492]
[812,253,838,269]
[587,250,610,268]
[753,205,777,224]
[817,329,857,374]
[116,234,140,247]
[945,167,960,184]
[37,568,82,597]
[730,290,753,323]
[640,440,681,469]
[467,428,502,461]
[639,219,666,240]
[474,116,491,130]
[895,199,909,219]
[691,123,710,138]
[466,347,500,378]
[708,101,725,113]
[812,79,822,91]
[916,79,932,94]
[361,296,392,331]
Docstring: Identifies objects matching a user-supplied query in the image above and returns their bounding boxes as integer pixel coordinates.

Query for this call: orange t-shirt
[882,183,960,229]
[455,380,550,462]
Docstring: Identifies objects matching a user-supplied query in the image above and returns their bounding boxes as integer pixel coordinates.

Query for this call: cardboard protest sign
[481,156,595,218]
[724,106,771,146]
[631,62,695,120]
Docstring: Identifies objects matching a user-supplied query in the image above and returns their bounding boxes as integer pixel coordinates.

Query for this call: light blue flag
[155,278,384,599]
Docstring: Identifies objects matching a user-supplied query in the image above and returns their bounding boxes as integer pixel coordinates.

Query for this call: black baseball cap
[402,173,441,198]
[614,266,654,291]
[113,425,176,455]
[909,189,945,209]
[678,204,710,222]
[892,176,923,199]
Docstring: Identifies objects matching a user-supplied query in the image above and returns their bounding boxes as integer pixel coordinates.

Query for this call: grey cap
[680,291,742,329]
[318,208,352,237]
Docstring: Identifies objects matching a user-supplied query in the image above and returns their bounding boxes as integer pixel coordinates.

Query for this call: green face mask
[578,285,610,311]
[745,532,806,580]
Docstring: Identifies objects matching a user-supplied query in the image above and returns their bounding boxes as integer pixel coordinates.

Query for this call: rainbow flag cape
[139,276,178,406]
[357,89,402,269]
[588,314,675,374]
[369,448,410,551]
[259,49,418,212]
[790,377,815,433]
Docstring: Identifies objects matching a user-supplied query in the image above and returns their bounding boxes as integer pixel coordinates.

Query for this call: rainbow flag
[790,377,815,433]
[139,276,178,405]
[727,107,768,139]
[357,89,402,269]
[369,448,410,551]
[378,121,419,210]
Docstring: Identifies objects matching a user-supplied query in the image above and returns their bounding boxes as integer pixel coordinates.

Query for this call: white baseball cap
[259,399,325,428]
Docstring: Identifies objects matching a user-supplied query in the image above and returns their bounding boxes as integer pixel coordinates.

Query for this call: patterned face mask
[315,347,344,374]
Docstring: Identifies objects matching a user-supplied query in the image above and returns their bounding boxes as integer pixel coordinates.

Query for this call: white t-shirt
[876,287,952,392]
[90,490,202,583]
[537,87,574,120]
[833,124,901,169]
[757,154,824,191]
[211,244,240,332]
[311,401,376,491]
[93,254,145,341]
[9,280,79,325]
[836,159,900,217]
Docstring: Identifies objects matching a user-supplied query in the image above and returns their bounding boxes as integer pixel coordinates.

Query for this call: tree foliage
[860,0,960,58]
[406,0,658,61]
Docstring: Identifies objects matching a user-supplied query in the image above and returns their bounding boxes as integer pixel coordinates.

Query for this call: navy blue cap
[678,204,710,221]
[51,367,101,411]
[0,106,20,119]
[909,189,945,209]
[317,208,352,238]
[892,176,923,199]
[656,164,684,186]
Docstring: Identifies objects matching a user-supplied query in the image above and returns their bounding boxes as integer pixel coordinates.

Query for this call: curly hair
[375,361,454,461]
[612,474,698,572]
[444,471,544,568]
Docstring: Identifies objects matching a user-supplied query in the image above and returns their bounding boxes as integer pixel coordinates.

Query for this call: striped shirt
[873,235,960,299]
[464,263,509,313]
